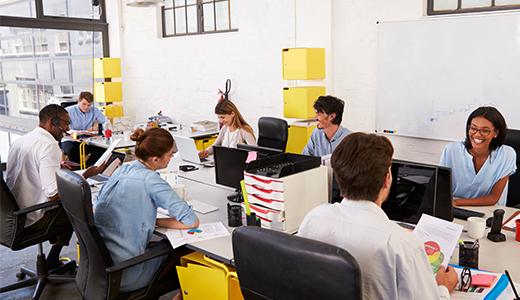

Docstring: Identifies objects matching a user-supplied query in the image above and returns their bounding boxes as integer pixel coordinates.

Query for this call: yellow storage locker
[283,86,325,119]
[104,104,124,118]
[176,252,243,300]
[282,48,325,80]
[94,82,123,103]
[194,136,217,151]
[93,57,122,79]
[286,123,316,154]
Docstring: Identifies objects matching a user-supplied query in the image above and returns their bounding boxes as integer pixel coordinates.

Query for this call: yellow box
[104,104,124,118]
[194,136,217,151]
[94,82,122,103]
[283,86,325,119]
[282,48,325,80]
[286,124,316,154]
[93,57,121,79]
[176,252,243,300]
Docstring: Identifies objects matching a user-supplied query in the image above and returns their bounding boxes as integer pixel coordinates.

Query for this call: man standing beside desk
[302,95,351,157]
[62,91,106,166]
[298,133,458,299]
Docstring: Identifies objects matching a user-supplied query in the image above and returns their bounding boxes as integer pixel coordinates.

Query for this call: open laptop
[173,135,214,166]
[87,151,126,184]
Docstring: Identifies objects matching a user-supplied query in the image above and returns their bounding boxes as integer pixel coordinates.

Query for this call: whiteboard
[376,14,520,141]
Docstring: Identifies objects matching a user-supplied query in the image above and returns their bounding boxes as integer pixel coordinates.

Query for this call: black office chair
[60,101,77,109]
[504,128,520,208]
[55,169,181,299]
[257,117,289,152]
[0,169,76,299]
[232,226,362,300]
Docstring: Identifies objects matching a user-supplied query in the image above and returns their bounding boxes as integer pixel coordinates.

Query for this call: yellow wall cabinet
[104,104,124,118]
[176,252,243,300]
[93,57,121,79]
[283,86,325,119]
[286,123,316,154]
[94,82,122,103]
[282,48,325,80]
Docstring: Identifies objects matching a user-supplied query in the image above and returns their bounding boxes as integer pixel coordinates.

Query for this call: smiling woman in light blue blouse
[440,107,516,206]
[94,128,199,294]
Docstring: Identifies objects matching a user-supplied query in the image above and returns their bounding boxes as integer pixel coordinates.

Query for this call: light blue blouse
[66,104,106,131]
[94,160,197,292]
[302,126,351,157]
[439,142,516,206]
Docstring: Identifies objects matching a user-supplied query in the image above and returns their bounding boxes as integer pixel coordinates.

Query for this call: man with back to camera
[302,95,351,157]
[61,91,107,166]
[298,132,458,299]
[6,104,103,268]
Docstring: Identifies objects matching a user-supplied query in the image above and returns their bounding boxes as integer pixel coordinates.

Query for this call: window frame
[427,0,520,15]
[162,0,237,38]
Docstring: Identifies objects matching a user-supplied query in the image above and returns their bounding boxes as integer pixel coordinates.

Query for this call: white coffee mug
[467,217,487,239]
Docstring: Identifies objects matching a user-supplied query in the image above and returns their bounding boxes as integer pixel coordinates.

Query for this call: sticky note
[245,151,257,163]
[471,274,497,287]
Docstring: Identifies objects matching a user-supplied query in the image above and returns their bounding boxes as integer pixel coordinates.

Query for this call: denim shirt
[66,104,106,131]
[302,126,351,157]
[94,160,197,292]
[440,141,516,206]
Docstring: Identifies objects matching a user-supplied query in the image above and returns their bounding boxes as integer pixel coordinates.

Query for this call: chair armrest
[105,242,171,274]
[13,201,60,216]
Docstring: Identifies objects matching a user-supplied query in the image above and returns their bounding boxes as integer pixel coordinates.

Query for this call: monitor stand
[227,189,243,203]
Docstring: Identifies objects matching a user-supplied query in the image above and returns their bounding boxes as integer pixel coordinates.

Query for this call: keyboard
[453,207,485,220]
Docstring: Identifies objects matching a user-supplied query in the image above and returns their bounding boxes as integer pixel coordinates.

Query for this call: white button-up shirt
[298,199,450,300]
[6,127,61,226]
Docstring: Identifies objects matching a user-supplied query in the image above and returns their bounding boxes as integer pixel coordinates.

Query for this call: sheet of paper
[413,214,463,272]
[163,222,230,249]
[94,139,121,167]
[187,200,218,214]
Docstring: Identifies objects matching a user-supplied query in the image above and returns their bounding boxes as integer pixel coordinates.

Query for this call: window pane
[0,0,36,18]
[215,1,229,31]
[42,0,101,19]
[461,0,492,8]
[164,8,174,36]
[164,0,173,8]
[203,3,215,32]
[495,0,520,4]
[433,0,458,10]
[174,0,186,7]
[186,0,196,5]
[187,5,197,33]
[230,0,237,28]
[175,7,187,34]
[0,27,103,119]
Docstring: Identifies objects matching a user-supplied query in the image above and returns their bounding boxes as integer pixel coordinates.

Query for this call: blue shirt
[302,126,351,157]
[66,104,106,131]
[94,160,197,292]
[439,142,516,206]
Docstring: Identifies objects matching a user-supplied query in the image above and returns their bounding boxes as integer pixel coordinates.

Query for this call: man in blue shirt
[302,95,351,157]
[61,91,107,166]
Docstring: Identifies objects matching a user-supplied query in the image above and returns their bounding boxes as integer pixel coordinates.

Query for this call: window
[0,0,108,156]
[428,0,520,15]
[162,0,237,37]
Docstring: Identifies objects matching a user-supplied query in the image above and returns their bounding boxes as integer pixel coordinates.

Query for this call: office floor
[0,234,176,300]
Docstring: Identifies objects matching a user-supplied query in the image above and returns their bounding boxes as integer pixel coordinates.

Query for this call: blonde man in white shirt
[298,132,458,300]
[6,104,102,268]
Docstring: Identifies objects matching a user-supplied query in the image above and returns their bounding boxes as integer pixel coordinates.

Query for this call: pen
[505,270,520,300]
[471,240,479,249]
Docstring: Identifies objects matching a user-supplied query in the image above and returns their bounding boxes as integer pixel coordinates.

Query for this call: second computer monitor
[382,159,453,224]
[213,145,250,190]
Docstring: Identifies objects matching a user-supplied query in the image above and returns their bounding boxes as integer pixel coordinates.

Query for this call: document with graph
[162,222,230,249]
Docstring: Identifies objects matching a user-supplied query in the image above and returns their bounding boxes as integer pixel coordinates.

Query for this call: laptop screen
[101,152,126,176]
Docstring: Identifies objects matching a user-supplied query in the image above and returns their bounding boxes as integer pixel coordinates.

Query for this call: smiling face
[316,111,335,129]
[217,112,235,127]
[467,116,497,152]
[49,113,70,141]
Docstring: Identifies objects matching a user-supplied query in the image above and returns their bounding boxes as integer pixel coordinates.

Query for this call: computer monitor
[214,145,250,190]
[237,144,283,159]
[382,159,453,224]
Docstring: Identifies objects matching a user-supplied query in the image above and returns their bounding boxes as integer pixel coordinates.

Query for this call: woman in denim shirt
[94,128,199,296]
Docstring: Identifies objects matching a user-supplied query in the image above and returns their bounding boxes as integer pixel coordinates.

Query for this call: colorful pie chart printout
[424,241,444,273]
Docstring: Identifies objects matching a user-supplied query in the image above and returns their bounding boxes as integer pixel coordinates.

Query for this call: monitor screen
[214,146,250,189]
[237,144,283,159]
[382,159,453,224]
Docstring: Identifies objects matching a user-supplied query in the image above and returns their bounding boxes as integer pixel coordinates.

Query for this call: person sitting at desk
[298,132,458,299]
[94,127,199,295]
[199,99,256,158]
[302,95,351,157]
[440,106,516,206]
[6,104,104,269]
[61,91,106,166]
